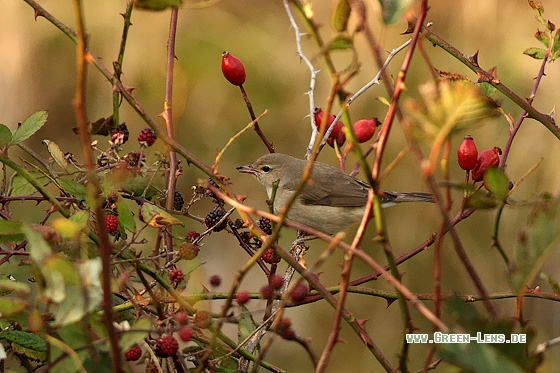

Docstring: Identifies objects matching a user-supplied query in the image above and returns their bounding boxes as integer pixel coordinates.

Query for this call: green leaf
[483,168,509,201]
[57,178,87,200]
[0,124,12,147]
[378,0,412,25]
[0,297,28,316]
[140,203,184,228]
[117,199,136,233]
[11,171,50,196]
[332,0,351,32]
[119,318,151,350]
[509,195,560,293]
[238,305,258,346]
[22,224,52,264]
[120,175,158,199]
[465,191,498,209]
[327,35,353,51]
[43,140,68,171]
[134,0,182,11]
[534,30,550,47]
[551,29,560,59]
[0,330,47,352]
[0,278,30,297]
[0,220,24,243]
[524,47,546,59]
[10,111,48,145]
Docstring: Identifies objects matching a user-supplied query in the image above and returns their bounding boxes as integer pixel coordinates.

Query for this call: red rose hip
[352,118,379,143]
[221,51,246,86]
[457,135,478,171]
[472,147,502,182]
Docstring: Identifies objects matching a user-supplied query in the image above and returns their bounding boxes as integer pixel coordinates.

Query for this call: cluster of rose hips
[457,135,502,182]
[313,108,380,148]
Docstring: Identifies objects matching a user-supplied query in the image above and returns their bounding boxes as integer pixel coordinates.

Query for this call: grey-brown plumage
[237,153,433,234]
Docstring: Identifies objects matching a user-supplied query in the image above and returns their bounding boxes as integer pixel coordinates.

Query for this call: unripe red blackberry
[236,290,251,305]
[154,335,179,357]
[111,123,129,145]
[176,311,189,325]
[457,135,478,171]
[269,274,284,290]
[186,230,200,243]
[105,214,119,234]
[221,51,246,86]
[472,147,502,182]
[138,127,157,146]
[178,326,193,342]
[173,190,184,210]
[209,274,222,287]
[178,242,199,260]
[262,247,280,264]
[124,345,142,361]
[260,284,274,300]
[279,327,296,340]
[205,209,227,232]
[289,283,309,302]
[258,217,273,235]
[169,268,185,284]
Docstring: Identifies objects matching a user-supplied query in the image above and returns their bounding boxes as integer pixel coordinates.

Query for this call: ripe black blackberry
[138,127,157,146]
[205,208,227,232]
[173,190,184,210]
[258,217,273,235]
[111,123,129,145]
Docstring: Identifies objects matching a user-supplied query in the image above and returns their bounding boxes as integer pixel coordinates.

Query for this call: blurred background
[2,0,560,371]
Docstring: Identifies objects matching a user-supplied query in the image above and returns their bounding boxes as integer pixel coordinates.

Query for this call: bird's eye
[261,166,271,173]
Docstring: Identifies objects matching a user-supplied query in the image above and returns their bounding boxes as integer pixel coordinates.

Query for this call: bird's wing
[300,163,369,207]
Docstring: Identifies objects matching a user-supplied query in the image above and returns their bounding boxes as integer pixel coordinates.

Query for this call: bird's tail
[381,191,434,206]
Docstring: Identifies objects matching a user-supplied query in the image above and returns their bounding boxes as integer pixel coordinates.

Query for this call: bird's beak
[236,164,257,175]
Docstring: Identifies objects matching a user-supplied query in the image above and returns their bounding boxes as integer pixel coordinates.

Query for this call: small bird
[237,153,434,235]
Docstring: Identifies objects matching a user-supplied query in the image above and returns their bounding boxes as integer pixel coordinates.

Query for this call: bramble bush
[2,0,560,372]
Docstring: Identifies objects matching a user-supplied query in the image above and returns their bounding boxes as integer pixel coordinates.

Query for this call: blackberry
[236,290,251,305]
[124,345,142,361]
[111,123,129,145]
[105,214,119,234]
[178,326,193,342]
[154,335,179,357]
[138,127,157,146]
[262,247,280,264]
[169,268,184,284]
[178,242,199,260]
[209,274,221,287]
[258,217,273,235]
[268,274,284,290]
[186,230,200,243]
[204,209,227,232]
[173,190,184,210]
[289,283,309,302]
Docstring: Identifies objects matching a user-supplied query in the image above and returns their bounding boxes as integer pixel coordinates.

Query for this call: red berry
[155,335,179,357]
[314,108,345,148]
[176,311,189,325]
[178,326,193,342]
[209,274,221,287]
[138,128,157,147]
[269,275,284,290]
[236,290,251,305]
[262,247,280,264]
[279,327,296,340]
[221,51,246,86]
[472,147,502,182]
[124,345,142,361]
[352,118,379,143]
[457,135,478,171]
[186,230,200,243]
[259,285,274,300]
[169,268,185,284]
[289,283,309,302]
[178,242,199,260]
[105,214,119,233]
